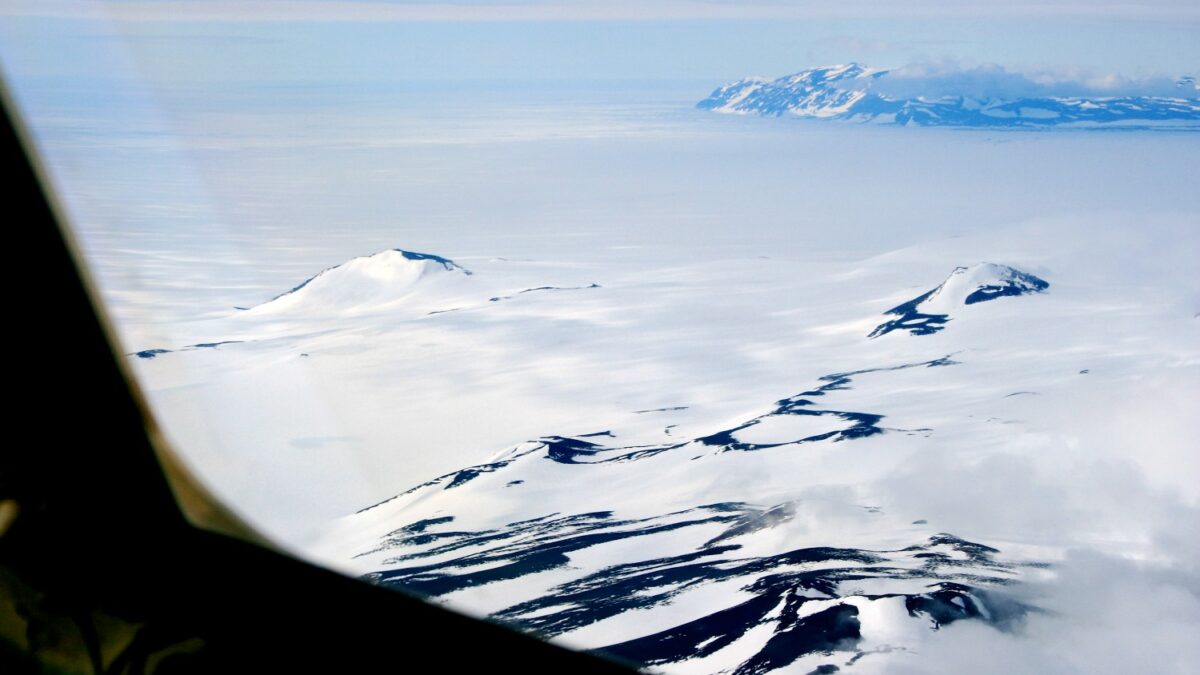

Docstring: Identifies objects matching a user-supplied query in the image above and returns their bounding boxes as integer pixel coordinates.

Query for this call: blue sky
[1,3,1197,88]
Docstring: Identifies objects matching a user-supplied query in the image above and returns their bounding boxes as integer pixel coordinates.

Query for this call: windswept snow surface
[126,217,1198,673]
[29,79,1200,673]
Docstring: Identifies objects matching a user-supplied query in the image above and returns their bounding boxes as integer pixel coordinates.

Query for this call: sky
[1,1,1198,90]
[4,0,1200,21]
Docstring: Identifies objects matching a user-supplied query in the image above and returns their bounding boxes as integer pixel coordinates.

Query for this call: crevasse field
[12,66,1200,672]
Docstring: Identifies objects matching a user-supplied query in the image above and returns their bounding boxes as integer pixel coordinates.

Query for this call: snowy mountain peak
[249,248,472,314]
[785,62,876,84]
[699,65,1200,128]
[699,63,885,118]
[391,249,472,274]
[920,263,1049,311]
[869,263,1048,338]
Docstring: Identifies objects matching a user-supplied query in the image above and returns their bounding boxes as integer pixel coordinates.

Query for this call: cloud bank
[850,62,1199,99]
[888,549,1200,675]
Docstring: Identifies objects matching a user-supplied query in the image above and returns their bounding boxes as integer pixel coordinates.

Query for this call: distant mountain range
[697,63,1200,128]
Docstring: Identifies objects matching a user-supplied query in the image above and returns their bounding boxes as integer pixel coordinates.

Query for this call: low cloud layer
[860,62,1198,100]
[889,549,1200,674]
[873,356,1200,674]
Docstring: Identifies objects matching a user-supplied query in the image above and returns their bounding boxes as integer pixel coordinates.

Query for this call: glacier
[121,207,1200,673]
[321,259,1054,673]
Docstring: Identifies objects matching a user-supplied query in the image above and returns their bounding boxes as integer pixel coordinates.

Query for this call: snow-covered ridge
[334,263,1061,674]
[247,248,473,315]
[129,247,604,358]
[869,263,1048,338]
[698,64,1200,128]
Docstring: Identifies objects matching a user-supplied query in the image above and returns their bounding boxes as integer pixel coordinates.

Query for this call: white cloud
[847,61,1197,99]
[889,549,1200,674]
[873,360,1200,673]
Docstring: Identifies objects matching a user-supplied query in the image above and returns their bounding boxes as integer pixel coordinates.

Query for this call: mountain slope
[869,263,1049,338]
[246,248,474,316]
[698,64,1200,128]
[333,264,1058,674]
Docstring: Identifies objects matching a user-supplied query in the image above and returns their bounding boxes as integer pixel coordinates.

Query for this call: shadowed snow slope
[698,64,1200,128]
